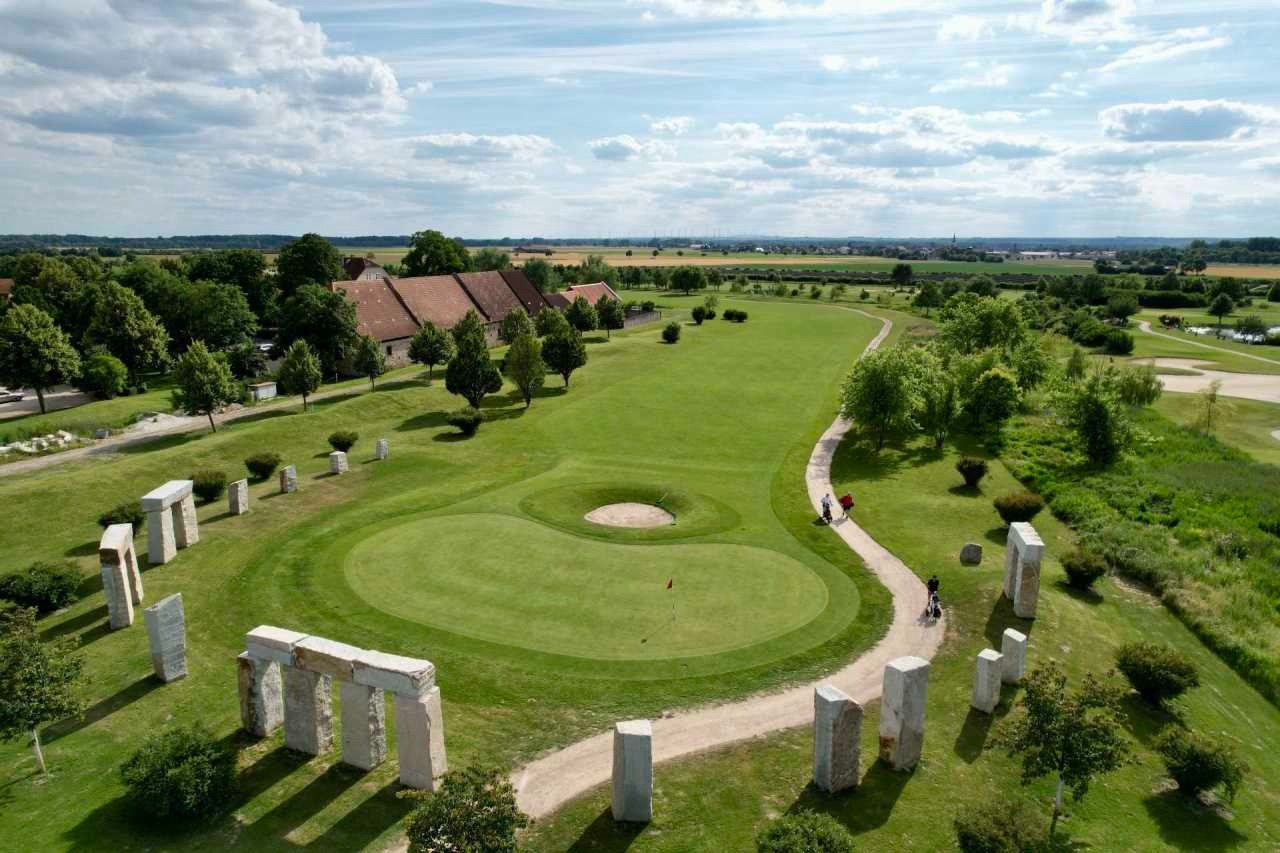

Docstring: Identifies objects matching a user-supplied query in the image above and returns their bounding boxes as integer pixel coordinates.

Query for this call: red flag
[666,579,673,589]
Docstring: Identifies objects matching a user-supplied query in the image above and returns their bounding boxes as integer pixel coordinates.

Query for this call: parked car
[0,388,25,404]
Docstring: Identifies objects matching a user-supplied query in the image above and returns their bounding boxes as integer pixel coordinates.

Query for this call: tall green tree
[890,263,913,286]
[670,266,707,295]
[171,341,238,432]
[445,309,502,407]
[277,339,322,411]
[498,307,534,344]
[839,346,914,451]
[1065,346,1088,382]
[181,280,258,350]
[11,258,86,329]
[1009,337,1053,391]
[912,281,942,316]
[404,230,472,277]
[408,321,455,381]
[275,233,343,297]
[502,331,545,407]
[276,284,358,379]
[1054,371,1131,466]
[0,304,81,414]
[186,249,274,318]
[937,292,1026,355]
[564,296,598,333]
[597,296,625,339]
[910,349,959,449]
[968,366,1020,434]
[522,258,558,293]
[534,306,570,338]
[470,248,512,272]
[354,334,387,391]
[0,607,85,775]
[84,282,170,383]
[1209,292,1234,330]
[542,328,587,388]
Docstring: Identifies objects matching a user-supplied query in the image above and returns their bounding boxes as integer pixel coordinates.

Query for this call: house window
[386,345,393,356]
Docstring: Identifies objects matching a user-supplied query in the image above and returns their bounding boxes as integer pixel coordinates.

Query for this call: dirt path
[510,309,945,820]
[1137,321,1280,369]
[1134,357,1280,404]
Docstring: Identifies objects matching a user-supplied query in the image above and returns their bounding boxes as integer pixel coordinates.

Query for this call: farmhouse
[343,256,390,281]
[545,281,621,310]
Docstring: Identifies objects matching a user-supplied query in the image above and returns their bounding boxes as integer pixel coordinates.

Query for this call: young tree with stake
[353,334,387,390]
[502,331,545,407]
[171,341,239,432]
[0,608,85,775]
[408,321,455,382]
[277,339,323,412]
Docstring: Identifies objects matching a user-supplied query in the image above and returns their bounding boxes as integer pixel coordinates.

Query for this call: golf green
[344,513,827,660]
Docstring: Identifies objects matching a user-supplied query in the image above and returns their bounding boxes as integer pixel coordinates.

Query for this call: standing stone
[279,465,298,494]
[141,480,197,564]
[375,438,389,461]
[229,479,250,515]
[813,684,862,793]
[611,719,653,823]
[1003,522,1044,619]
[959,543,983,565]
[238,653,284,737]
[329,451,348,475]
[340,682,387,770]
[879,656,930,771]
[99,524,142,629]
[143,593,187,682]
[99,560,134,629]
[283,666,333,755]
[971,649,1003,714]
[175,494,199,549]
[1001,629,1028,684]
[396,687,447,789]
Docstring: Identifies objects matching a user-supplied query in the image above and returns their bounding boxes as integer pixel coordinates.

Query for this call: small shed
[248,381,278,403]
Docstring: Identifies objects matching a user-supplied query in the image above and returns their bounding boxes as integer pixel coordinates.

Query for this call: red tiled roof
[331,279,418,342]
[0,279,12,301]
[563,282,619,307]
[392,275,480,329]
[455,271,523,323]
[499,270,550,315]
[544,291,571,311]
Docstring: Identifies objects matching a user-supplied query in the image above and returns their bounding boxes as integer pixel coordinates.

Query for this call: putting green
[344,513,828,660]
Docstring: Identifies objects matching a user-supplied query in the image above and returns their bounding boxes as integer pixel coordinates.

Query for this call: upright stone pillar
[143,593,187,682]
[879,656,930,771]
[99,560,134,629]
[340,682,387,770]
[238,653,284,737]
[375,439,389,460]
[283,667,333,755]
[813,684,862,793]
[229,479,249,515]
[99,524,142,629]
[329,451,348,474]
[1004,523,1044,619]
[279,465,298,494]
[971,649,1003,714]
[1001,629,1028,684]
[396,687,447,789]
[140,480,196,564]
[174,494,199,548]
[611,719,653,823]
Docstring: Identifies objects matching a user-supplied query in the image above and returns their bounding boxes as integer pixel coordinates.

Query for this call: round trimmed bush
[756,811,855,853]
[1061,548,1107,590]
[993,491,1045,525]
[662,321,682,344]
[735,310,749,323]
[0,561,82,612]
[244,452,282,481]
[953,798,1046,853]
[705,308,717,320]
[723,309,740,322]
[328,430,359,452]
[955,457,988,489]
[1115,641,1200,705]
[447,407,483,436]
[190,470,227,504]
[98,501,145,529]
[691,305,707,325]
[1104,328,1135,355]
[119,725,236,822]
[1155,728,1247,802]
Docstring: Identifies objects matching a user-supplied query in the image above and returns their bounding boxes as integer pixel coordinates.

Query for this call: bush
[734,310,749,323]
[190,470,227,504]
[953,799,1046,853]
[1060,548,1107,590]
[403,766,528,853]
[956,457,989,488]
[1155,728,1247,802]
[641,300,656,312]
[119,725,236,822]
[756,811,856,853]
[705,308,717,320]
[723,309,740,321]
[1115,641,1200,705]
[447,407,483,436]
[76,352,128,399]
[0,561,82,612]
[1104,328,1135,355]
[993,491,1045,525]
[98,501,144,529]
[244,452,282,481]
[691,305,707,325]
[328,431,358,452]
[662,321,682,343]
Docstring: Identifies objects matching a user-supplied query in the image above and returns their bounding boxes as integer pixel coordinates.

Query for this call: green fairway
[1127,324,1280,374]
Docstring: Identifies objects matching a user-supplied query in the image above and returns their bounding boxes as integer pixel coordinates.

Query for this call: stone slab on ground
[879,655,929,771]
[396,687,447,789]
[238,653,284,737]
[229,479,249,515]
[329,451,348,474]
[283,666,333,755]
[279,465,298,493]
[375,439,389,460]
[340,682,387,770]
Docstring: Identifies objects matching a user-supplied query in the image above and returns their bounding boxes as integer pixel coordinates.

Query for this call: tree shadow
[64,540,100,558]
[1142,790,1248,851]
[953,707,997,763]
[531,385,568,401]
[432,432,472,443]
[43,675,162,743]
[566,806,647,851]
[947,483,984,498]
[984,526,1010,546]
[229,408,294,428]
[396,410,449,432]
[787,759,910,833]
[200,510,236,527]
[1119,694,1180,747]
[40,605,108,643]
[982,594,1034,651]
[1055,579,1104,606]
[226,738,309,809]
[116,432,201,456]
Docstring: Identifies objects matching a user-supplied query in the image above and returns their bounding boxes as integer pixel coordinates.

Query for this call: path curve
[511,309,945,819]
[1133,357,1280,404]
[1137,320,1280,369]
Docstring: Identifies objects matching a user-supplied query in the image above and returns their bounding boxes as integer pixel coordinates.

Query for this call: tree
[1197,379,1224,435]
[171,342,238,432]
[84,282,170,384]
[181,280,258,350]
[409,321,455,381]
[1054,371,1130,466]
[840,346,914,451]
[0,607,85,775]
[670,266,707,295]
[1065,346,1088,382]
[1268,282,1280,303]
[565,296,599,333]
[1009,337,1053,392]
[993,662,1133,840]
[498,307,533,344]
[890,262,913,286]
[275,233,342,297]
[0,304,81,414]
[543,328,587,388]
[1234,314,1268,339]
[1106,292,1139,323]
[1155,729,1247,803]
[353,334,387,391]
[276,284,358,379]
[1113,364,1162,407]
[912,349,960,449]
[502,331,545,407]
[968,367,1020,434]
[912,281,943,316]
[404,230,472,277]
[597,296,625,339]
[226,342,268,380]
[522,258,558,293]
[401,765,528,853]
[470,248,512,272]
[1209,292,1234,330]
[76,352,129,399]
[445,309,502,407]
[706,268,724,291]
[756,811,856,853]
[937,292,1026,355]
[277,339,322,411]
[186,249,275,319]
[535,306,570,338]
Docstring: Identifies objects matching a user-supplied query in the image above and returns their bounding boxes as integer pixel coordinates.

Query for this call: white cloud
[930,62,1013,94]
[1032,0,1137,43]
[544,76,581,86]
[937,15,992,42]
[403,82,434,97]
[820,55,880,73]
[588,134,674,161]
[633,0,930,19]
[1100,100,1280,142]
[1096,28,1231,73]
[413,133,556,163]
[820,55,848,72]
[648,115,695,135]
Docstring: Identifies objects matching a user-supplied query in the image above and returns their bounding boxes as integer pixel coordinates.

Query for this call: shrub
[1259,516,1280,538]
[691,305,707,325]
[953,799,1046,853]
[662,321,681,344]
[120,725,236,822]
[244,452,282,481]
[402,766,528,853]
[641,300,656,312]
[190,470,227,504]
[1155,728,1247,802]
[98,501,144,529]
[956,457,989,488]
[756,811,856,853]
[1060,548,1107,590]
[447,407,483,436]
[0,561,82,612]
[734,310,749,323]
[723,309,740,321]
[1115,641,1200,705]
[705,308,717,320]
[327,430,358,452]
[76,352,129,399]
[1104,328,1135,355]
[993,491,1045,525]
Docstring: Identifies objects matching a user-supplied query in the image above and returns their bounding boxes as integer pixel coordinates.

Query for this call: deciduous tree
[445,309,502,407]
[670,266,707,295]
[171,341,238,432]
[275,233,343,297]
[0,304,81,414]
[565,296,598,333]
[277,339,322,411]
[408,321,455,381]
[502,331,545,407]
[543,327,587,388]
[404,230,472,277]
[470,248,512,272]
[840,346,914,450]
[499,307,534,344]
[401,766,527,853]
[84,282,170,384]
[353,334,387,390]
[276,284,358,379]
[0,607,85,775]
[596,296,625,339]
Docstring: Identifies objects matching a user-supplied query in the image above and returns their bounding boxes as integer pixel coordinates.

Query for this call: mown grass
[1129,324,1280,375]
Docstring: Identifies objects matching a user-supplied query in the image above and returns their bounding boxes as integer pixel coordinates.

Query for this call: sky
[1,0,1278,239]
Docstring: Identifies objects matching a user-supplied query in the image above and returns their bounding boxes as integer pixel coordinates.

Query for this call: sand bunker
[584,502,675,529]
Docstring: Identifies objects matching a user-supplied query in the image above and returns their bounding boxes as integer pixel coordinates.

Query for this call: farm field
[1205,263,1280,280]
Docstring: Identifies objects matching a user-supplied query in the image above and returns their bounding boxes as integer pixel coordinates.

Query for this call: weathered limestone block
[959,543,983,565]
[612,719,653,823]
[353,650,435,697]
[147,506,176,565]
[1001,629,1028,684]
[329,451,348,475]
[396,687,447,789]
[340,682,387,770]
[375,438,389,461]
[229,479,249,515]
[283,666,333,755]
[813,684,862,793]
[141,480,196,564]
[879,656,930,771]
[99,523,143,605]
[279,465,298,494]
[1003,522,1044,618]
[99,560,134,629]
[143,593,187,682]
[292,635,362,680]
[245,625,309,666]
[238,653,284,737]
[971,649,1003,714]
[175,495,198,548]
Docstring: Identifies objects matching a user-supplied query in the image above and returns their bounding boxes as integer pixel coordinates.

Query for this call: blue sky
[1,0,1277,238]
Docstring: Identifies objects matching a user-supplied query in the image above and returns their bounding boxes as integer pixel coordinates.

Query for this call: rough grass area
[1152,392,1280,466]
